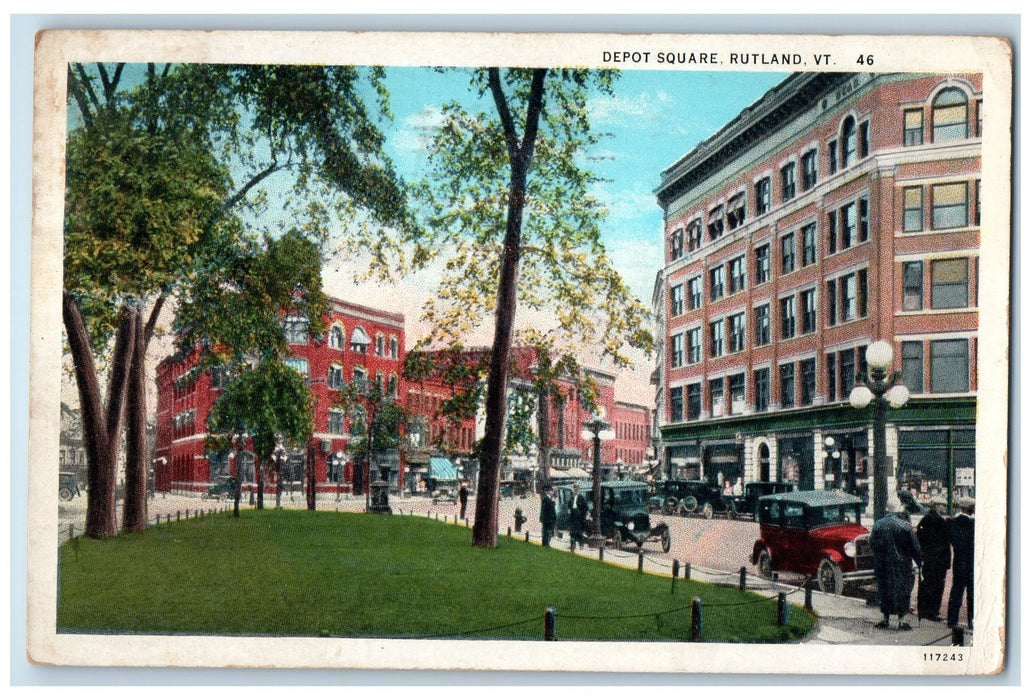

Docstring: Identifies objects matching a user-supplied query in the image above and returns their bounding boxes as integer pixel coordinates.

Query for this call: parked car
[728,481,796,519]
[648,479,731,519]
[751,490,874,595]
[432,487,458,504]
[557,481,672,552]
[59,472,81,501]
[204,475,237,501]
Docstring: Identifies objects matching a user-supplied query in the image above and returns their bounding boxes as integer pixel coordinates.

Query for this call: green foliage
[335,377,406,460]
[504,386,537,457]
[403,342,488,456]
[57,510,814,642]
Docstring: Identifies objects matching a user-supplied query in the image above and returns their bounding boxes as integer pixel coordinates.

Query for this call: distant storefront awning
[429,456,458,481]
[564,467,591,479]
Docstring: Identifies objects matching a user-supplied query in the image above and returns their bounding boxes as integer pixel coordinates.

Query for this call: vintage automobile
[558,480,672,553]
[648,479,731,519]
[728,481,796,520]
[751,490,874,595]
[204,475,237,501]
[59,472,81,502]
[432,487,458,505]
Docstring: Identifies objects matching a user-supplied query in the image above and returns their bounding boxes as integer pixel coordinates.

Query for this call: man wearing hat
[916,498,952,621]
[946,499,975,629]
[870,510,923,630]
[539,485,557,547]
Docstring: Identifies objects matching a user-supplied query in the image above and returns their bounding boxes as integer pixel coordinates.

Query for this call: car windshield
[805,505,862,529]
[608,488,647,508]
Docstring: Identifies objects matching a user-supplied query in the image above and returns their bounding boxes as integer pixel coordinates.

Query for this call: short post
[804,582,813,611]
[177,510,181,521]
[465,517,469,527]
[684,562,691,580]
[671,560,680,594]
[739,566,747,591]
[507,526,512,537]
[690,597,703,642]
[544,606,556,641]
[525,531,530,542]
[68,524,74,540]
[637,551,644,572]
[598,546,604,561]
[951,627,965,646]
[776,591,789,626]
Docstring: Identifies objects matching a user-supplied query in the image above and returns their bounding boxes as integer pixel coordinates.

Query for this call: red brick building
[154,297,406,494]
[655,72,980,507]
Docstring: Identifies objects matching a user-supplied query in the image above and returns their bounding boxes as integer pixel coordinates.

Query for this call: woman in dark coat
[870,511,923,630]
[916,501,951,621]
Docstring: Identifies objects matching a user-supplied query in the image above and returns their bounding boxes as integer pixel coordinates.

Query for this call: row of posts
[65,505,229,540]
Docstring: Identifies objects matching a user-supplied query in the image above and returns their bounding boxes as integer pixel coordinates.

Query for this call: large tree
[63,63,414,537]
[370,68,652,547]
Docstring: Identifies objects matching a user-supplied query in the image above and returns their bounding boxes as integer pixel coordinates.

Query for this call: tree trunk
[471,68,547,548]
[63,293,136,538]
[122,304,149,532]
[537,388,551,489]
[256,458,265,510]
[306,444,317,510]
[275,460,282,508]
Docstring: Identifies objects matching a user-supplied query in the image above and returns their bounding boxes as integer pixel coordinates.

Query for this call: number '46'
[857,55,875,65]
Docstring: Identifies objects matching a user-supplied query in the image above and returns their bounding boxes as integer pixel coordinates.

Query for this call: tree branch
[73,63,101,118]
[67,66,95,129]
[487,69,520,164]
[519,70,548,165]
[144,293,167,346]
[213,160,284,225]
[62,291,108,462]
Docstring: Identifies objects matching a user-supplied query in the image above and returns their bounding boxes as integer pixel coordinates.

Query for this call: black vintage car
[59,472,81,501]
[728,481,796,519]
[557,481,672,552]
[204,475,237,501]
[648,479,731,519]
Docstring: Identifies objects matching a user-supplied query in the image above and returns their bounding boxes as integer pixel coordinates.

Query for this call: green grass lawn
[58,509,814,642]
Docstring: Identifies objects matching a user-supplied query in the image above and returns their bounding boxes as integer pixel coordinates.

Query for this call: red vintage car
[751,490,875,594]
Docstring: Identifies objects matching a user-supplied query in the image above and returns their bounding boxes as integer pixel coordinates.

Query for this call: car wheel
[659,527,672,553]
[680,496,697,516]
[817,557,844,595]
[757,547,773,579]
[701,502,714,519]
[59,487,73,502]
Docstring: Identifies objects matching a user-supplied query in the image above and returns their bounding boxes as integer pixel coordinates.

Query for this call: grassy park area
[57,509,814,642]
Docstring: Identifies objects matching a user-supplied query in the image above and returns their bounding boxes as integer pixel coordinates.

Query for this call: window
[687,220,703,252]
[931,258,969,309]
[781,163,796,202]
[930,339,969,393]
[903,186,924,232]
[755,178,771,215]
[375,334,385,357]
[800,359,816,406]
[729,374,746,415]
[390,336,399,359]
[933,88,968,142]
[858,197,869,243]
[670,333,685,368]
[904,108,924,146]
[842,274,859,321]
[328,324,346,349]
[932,183,969,229]
[670,228,684,261]
[687,327,702,364]
[902,341,924,393]
[976,99,983,137]
[352,367,367,389]
[903,261,924,311]
[826,280,838,326]
[350,326,371,353]
[840,349,856,398]
[670,386,684,422]
[349,406,366,437]
[388,373,398,397]
[710,378,725,417]
[780,364,795,408]
[754,368,770,412]
[284,357,309,376]
[828,139,838,174]
[710,266,725,301]
[688,276,703,309]
[687,384,702,420]
[755,244,771,284]
[670,284,685,316]
[842,116,857,167]
[328,364,344,390]
[729,256,747,293]
[283,314,309,344]
[781,233,796,274]
[826,210,838,255]
[754,304,771,346]
[974,180,981,226]
[801,149,818,190]
[826,353,837,402]
[780,296,796,339]
[858,121,870,159]
[729,312,746,353]
[727,193,747,229]
[328,410,345,435]
[801,224,817,267]
[209,366,228,390]
[710,320,725,358]
[841,202,856,249]
[801,289,817,334]
[708,205,725,240]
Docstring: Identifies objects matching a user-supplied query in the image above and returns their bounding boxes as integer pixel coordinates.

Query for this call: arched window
[350,326,371,354]
[328,324,345,349]
[282,314,309,344]
[933,88,969,141]
[757,443,771,482]
[841,116,857,167]
[389,336,399,359]
[375,333,385,357]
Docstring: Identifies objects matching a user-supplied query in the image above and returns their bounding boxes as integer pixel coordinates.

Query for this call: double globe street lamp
[581,408,616,548]
[848,340,911,521]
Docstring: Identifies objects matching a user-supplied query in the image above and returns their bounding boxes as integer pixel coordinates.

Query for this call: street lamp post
[581,409,616,548]
[230,429,249,517]
[848,340,911,521]
[273,436,285,508]
[334,450,344,501]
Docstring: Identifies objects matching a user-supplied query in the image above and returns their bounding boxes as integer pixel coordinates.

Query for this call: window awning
[429,456,458,481]
[351,326,372,345]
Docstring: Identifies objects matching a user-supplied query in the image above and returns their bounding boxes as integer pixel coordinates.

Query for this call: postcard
[27,29,1011,675]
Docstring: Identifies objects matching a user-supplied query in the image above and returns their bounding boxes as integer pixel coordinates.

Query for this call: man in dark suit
[946,499,975,629]
[569,483,589,550]
[458,482,469,520]
[539,486,557,547]
[916,499,952,621]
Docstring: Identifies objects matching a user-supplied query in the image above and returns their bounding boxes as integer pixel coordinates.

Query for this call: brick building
[154,297,406,495]
[654,72,980,507]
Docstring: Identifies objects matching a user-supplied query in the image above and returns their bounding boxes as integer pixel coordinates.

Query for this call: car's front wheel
[757,547,774,579]
[659,527,672,553]
[817,557,844,595]
[680,496,698,516]
[701,502,714,519]
[662,497,678,515]
[59,487,74,502]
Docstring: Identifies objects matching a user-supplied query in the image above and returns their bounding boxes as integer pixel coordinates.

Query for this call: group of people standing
[538,482,589,549]
[870,498,975,632]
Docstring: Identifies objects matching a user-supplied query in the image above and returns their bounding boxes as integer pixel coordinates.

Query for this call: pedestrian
[569,482,589,549]
[870,510,923,631]
[946,498,975,630]
[539,486,557,547]
[916,498,951,621]
[458,481,469,520]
